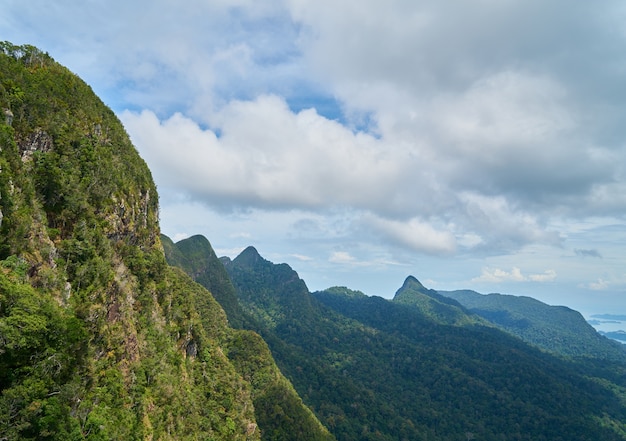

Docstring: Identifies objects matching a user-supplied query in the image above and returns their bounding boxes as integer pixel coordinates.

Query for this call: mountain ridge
[392,275,483,326]
[164,234,626,440]
[439,288,626,360]
[161,234,334,440]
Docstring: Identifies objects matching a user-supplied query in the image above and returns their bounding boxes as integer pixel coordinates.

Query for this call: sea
[587,314,626,344]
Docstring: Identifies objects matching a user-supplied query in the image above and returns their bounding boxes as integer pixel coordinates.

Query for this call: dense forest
[438,289,626,360]
[0,42,332,440]
[165,235,626,441]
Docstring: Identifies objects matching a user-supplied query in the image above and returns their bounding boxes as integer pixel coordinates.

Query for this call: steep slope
[439,289,626,360]
[226,246,319,329]
[0,42,328,441]
[0,41,260,441]
[161,234,248,328]
[162,235,335,441]
[221,247,626,440]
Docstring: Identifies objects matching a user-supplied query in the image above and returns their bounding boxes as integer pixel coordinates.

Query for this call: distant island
[590,314,626,321]
[599,330,626,343]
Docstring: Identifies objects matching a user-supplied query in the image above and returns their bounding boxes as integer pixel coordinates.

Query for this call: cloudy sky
[4,0,626,319]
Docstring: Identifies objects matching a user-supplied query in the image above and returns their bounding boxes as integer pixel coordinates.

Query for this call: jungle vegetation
[0,42,332,441]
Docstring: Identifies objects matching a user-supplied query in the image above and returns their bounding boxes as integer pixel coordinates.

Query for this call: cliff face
[0,42,325,441]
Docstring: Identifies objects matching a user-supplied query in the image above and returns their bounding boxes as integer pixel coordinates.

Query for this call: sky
[3,0,626,320]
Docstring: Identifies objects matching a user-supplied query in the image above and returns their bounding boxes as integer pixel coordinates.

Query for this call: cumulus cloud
[473,267,526,283]
[6,0,626,310]
[289,0,626,213]
[473,267,557,284]
[528,270,558,282]
[329,251,357,265]
[362,215,456,256]
[122,97,410,212]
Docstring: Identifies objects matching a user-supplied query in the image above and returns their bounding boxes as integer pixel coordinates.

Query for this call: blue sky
[3,0,626,319]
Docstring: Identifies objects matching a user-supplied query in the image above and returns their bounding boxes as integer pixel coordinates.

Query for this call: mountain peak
[394,275,430,299]
[393,275,477,326]
[401,275,426,290]
[232,245,265,268]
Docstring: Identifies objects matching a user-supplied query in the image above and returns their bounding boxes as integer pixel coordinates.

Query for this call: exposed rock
[18,129,53,161]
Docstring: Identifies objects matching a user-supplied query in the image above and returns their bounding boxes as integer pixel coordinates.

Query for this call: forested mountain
[438,289,626,360]
[161,234,250,329]
[166,235,626,440]
[0,42,333,441]
[391,276,484,326]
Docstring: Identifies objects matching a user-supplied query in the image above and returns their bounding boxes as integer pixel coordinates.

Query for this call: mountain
[0,42,332,441]
[392,275,484,326]
[439,289,626,360]
[161,234,249,328]
[190,243,626,440]
[162,235,334,441]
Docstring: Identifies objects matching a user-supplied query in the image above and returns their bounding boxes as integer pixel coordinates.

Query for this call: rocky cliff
[0,42,331,441]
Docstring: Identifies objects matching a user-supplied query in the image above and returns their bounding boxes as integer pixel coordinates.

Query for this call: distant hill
[392,275,485,326]
[161,234,249,328]
[161,235,335,441]
[193,243,626,441]
[439,289,626,360]
[600,330,626,344]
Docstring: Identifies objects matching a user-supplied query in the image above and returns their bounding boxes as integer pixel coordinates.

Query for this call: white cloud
[122,97,411,212]
[473,267,556,284]
[528,270,558,282]
[587,279,611,291]
[363,215,456,256]
[6,0,626,313]
[329,251,356,264]
[457,192,562,251]
[473,267,526,283]
[290,254,314,262]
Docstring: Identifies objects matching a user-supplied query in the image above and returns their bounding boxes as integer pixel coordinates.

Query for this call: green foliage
[227,330,334,441]
[0,269,87,440]
[221,248,626,440]
[392,276,481,326]
[0,42,279,441]
[164,235,336,441]
[161,234,250,328]
[440,289,626,360]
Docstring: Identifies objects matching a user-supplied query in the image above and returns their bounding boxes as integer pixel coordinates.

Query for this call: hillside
[161,235,334,440]
[164,236,626,440]
[439,289,626,360]
[0,42,332,441]
[391,275,484,326]
[161,234,250,329]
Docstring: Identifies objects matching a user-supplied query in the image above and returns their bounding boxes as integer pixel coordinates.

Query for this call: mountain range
[165,235,626,441]
[3,41,626,440]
